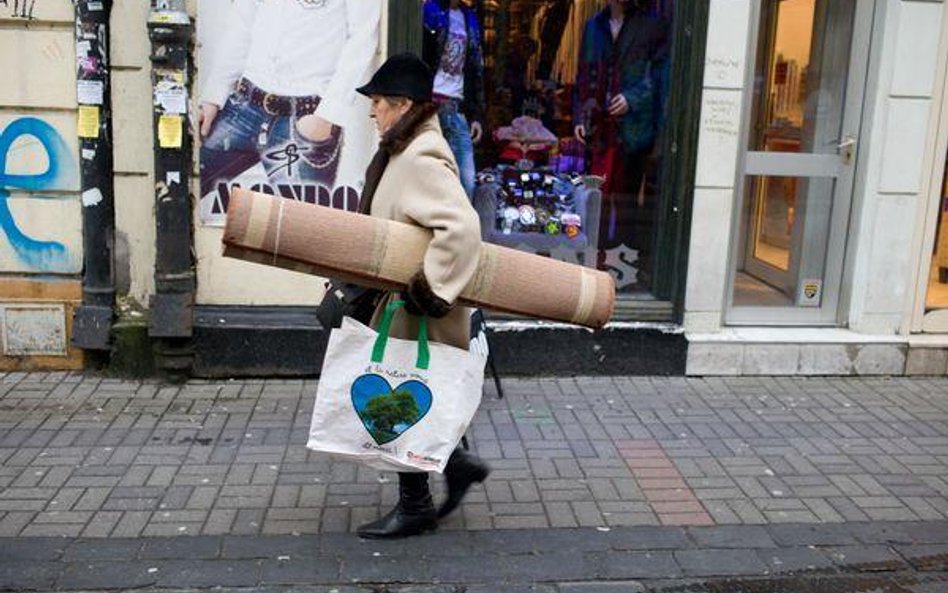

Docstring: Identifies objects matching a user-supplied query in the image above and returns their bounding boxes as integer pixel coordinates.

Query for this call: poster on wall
[197,0,382,226]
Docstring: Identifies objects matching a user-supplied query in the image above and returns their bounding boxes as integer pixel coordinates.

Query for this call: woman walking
[352,53,490,539]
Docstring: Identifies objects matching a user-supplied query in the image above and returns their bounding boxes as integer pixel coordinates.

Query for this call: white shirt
[432,9,467,100]
[609,17,623,40]
[201,0,381,127]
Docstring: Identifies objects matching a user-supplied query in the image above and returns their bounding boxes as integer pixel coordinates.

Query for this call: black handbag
[316,281,384,329]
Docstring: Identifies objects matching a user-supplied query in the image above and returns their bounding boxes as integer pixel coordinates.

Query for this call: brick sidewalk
[1,373,948,538]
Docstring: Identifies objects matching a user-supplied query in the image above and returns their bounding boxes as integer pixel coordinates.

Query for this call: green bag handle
[371,300,430,370]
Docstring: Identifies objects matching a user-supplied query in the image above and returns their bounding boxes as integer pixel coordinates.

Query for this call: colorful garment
[422,0,486,123]
[433,9,468,99]
[573,6,670,155]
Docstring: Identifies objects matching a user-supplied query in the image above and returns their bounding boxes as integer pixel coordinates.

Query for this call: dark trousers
[199,92,342,205]
[593,143,653,253]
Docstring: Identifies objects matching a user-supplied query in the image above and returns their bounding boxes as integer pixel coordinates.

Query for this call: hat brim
[356,83,378,98]
[357,84,423,101]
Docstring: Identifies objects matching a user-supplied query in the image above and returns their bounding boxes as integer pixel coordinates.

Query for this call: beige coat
[368,115,482,351]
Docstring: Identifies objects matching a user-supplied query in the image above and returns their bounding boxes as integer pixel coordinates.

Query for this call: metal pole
[147,0,195,379]
[72,0,116,354]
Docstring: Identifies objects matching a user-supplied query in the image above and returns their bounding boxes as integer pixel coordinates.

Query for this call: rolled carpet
[222,188,615,329]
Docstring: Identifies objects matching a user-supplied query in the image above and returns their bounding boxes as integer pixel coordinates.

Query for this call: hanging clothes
[573,3,670,253]
[537,0,573,81]
[552,0,603,84]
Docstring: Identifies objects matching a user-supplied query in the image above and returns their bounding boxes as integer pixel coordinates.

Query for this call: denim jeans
[200,91,342,202]
[437,102,476,200]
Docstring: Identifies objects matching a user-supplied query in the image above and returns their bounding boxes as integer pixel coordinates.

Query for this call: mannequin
[572,0,669,271]
[423,0,487,198]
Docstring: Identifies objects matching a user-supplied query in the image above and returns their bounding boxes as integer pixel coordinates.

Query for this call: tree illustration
[361,389,420,441]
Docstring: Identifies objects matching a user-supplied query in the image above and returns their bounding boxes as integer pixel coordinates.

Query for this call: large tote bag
[307,300,486,473]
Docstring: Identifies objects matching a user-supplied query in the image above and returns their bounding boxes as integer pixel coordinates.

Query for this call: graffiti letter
[0,118,77,270]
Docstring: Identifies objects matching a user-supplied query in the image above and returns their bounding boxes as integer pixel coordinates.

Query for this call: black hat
[356,52,433,103]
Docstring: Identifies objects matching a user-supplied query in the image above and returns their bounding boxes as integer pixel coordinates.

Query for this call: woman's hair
[380,98,440,153]
[380,96,410,109]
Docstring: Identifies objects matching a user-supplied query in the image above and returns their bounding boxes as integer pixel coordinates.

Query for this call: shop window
[926,153,948,311]
[425,0,675,296]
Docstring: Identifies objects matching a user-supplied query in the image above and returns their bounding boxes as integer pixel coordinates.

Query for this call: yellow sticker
[78,105,99,139]
[158,114,183,148]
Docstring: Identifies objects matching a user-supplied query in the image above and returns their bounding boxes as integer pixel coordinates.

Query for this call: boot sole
[356,521,437,540]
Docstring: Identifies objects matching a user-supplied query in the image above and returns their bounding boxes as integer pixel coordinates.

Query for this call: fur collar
[379,103,441,155]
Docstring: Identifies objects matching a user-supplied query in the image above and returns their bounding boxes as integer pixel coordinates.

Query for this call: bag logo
[351,374,432,445]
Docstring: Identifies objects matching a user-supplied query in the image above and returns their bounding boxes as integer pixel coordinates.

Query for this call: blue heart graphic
[350,374,432,445]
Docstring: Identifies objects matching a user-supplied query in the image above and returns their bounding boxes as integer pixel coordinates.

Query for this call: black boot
[438,448,491,519]
[357,472,437,539]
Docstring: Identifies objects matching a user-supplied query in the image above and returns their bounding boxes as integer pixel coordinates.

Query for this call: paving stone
[846,521,921,544]
[63,538,142,561]
[338,554,429,583]
[78,510,122,538]
[688,525,776,549]
[544,501,579,528]
[20,522,85,537]
[140,535,222,559]
[500,551,597,582]
[111,511,151,538]
[59,560,159,590]
[593,550,680,579]
[152,559,262,588]
[675,548,770,577]
[117,466,152,487]
[895,544,948,571]
[427,556,513,593]
[826,497,871,522]
[602,525,689,551]
[228,508,265,535]
[571,501,605,527]
[767,523,859,546]
[826,545,910,572]
[494,515,551,529]
[0,560,59,591]
[864,507,922,522]
[0,536,67,560]
[0,511,35,536]
[223,534,321,559]
[557,584,645,593]
[757,546,836,574]
[461,585,555,593]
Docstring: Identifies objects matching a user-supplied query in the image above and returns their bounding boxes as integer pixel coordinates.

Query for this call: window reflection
[467,0,674,295]
[927,154,948,311]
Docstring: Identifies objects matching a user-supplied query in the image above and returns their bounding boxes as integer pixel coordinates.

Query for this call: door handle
[835,136,856,165]
[836,137,856,149]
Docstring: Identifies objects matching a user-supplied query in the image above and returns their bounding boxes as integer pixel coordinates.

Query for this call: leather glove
[403,270,452,318]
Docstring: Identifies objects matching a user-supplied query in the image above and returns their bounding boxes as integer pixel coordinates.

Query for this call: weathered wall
[0,1,84,369]
[111,0,156,309]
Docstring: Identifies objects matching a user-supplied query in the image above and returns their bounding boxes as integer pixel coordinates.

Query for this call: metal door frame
[914,11,948,333]
[725,0,876,326]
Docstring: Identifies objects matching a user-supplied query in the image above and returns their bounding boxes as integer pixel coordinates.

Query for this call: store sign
[799,279,822,307]
[196,0,380,226]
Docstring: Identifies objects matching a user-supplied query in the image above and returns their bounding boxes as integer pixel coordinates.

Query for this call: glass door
[727,0,873,324]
